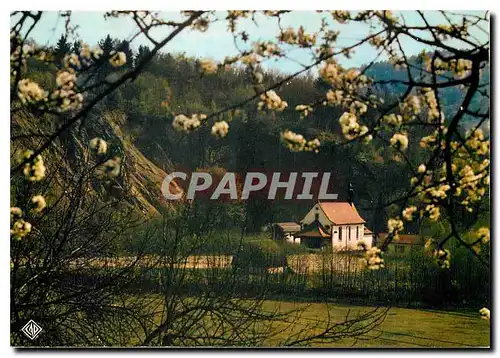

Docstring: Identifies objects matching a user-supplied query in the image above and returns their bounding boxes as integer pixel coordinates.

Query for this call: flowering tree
[10,137,149,345]
[10,10,490,344]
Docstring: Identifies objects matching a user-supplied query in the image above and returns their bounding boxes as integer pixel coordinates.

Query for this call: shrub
[232,238,287,271]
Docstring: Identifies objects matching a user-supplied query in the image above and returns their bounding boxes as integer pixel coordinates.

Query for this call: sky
[12,10,489,74]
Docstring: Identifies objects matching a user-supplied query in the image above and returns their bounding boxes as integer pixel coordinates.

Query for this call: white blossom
[10,207,23,220]
[424,238,435,252]
[344,68,360,82]
[56,71,76,89]
[279,27,298,44]
[89,137,108,155]
[193,17,209,32]
[11,219,32,240]
[80,43,91,59]
[199,58,218,74]
[50,89,84,112]
[306,138,321,152]
[420,134,437,149]
[253,41,280,57]
[297,26,316,47]
[363,134,373,144]
[339,112,368,140]
[425,204,441,221]
[22,44,35,55]
[476,227,490,244]
[211,121,229,138]
[433,248,451,269]
[31,195,46,212]
[17,79,47,104]
[241,53,261,65]
[350,100,368,115]
[50,70,84,111]
[331,10,351,24]
[258,90,288,112]
[92,46,104,59]
[360,247,385,270]
[383,113,403,126]
[319,61,339,83]
[479,307,490,320]
[387,218,404,234]
[22,151,46,181]
[109,51,127,67]
[423,88,441,122]
[406,95,422,114]
[426,184,451,200]
[326,89,344,106]
[295,104,313,117]
[63,53,81,69]
[390,133,408,150]
[465,128,489,156]
[281,130,306,152]
[402,206,417,221]
[173,114,206,132]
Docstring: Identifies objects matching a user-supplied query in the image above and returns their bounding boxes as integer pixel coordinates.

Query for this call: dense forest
[15,34,490,236]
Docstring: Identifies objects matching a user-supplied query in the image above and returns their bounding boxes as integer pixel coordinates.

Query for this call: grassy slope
[12,109,182,216]
[125,295,489,348]
[262,300,490,348]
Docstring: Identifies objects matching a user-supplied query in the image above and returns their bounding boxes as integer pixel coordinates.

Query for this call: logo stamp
[21,320,42,340]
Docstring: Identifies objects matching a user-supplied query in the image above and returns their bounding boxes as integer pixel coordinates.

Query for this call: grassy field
[128,295,489,348]
[261,300,490,348]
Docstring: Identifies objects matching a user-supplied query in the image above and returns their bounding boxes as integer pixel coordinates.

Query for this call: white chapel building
[296,201,374,251]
